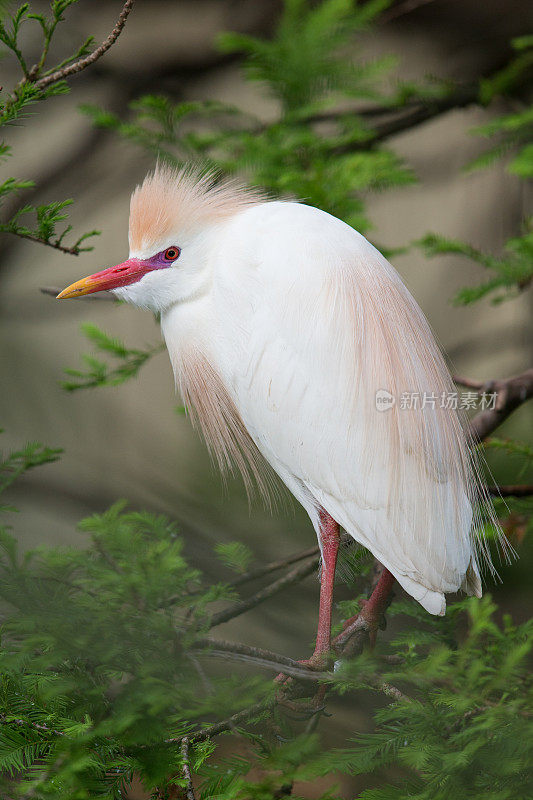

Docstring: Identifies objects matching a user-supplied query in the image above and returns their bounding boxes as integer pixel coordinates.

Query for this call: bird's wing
[218,203,491,613]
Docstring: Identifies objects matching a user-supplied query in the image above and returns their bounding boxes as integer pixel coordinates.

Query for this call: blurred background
[0,2,532,793]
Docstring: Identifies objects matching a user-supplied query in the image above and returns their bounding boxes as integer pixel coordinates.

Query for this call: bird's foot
[275,661,328,714]
[332,596,390,654]
[276,684,327,715]
[274,651,329,687]
[297,651,330,671]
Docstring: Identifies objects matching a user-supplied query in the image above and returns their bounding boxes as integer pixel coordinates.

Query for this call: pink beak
[56,258,148,299]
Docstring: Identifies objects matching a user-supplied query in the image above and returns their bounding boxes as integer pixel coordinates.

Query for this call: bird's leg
[301,510,340,670]
[332,565,395,654]
[275,512,339,694]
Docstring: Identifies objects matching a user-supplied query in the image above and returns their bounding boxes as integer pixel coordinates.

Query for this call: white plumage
[58,166,502,653]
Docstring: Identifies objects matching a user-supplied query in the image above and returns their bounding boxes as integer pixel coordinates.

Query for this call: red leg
[306,510,340,668]
[275,511,339,686]
[333,566,395,652]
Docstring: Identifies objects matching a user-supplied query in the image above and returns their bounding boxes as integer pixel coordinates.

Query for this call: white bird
[57,165,500,666]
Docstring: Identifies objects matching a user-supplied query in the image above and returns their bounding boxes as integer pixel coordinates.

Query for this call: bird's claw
[274,652,329,687]
[276,683,327,715]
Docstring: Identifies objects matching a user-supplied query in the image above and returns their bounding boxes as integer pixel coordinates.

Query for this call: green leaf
[62,324,165,391]
[214,541,254,574]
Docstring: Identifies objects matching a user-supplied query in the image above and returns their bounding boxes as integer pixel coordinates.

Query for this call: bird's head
[56,164,264,313]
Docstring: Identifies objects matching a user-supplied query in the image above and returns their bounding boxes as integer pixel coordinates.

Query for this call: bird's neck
[161,296,266,495]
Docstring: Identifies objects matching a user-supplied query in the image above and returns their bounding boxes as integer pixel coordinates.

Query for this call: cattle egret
[57,165,500,666]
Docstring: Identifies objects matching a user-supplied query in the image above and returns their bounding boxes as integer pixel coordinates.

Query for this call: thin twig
[164,699,276,745]
[330,86,478,156]
[230,546,320,587]
[192,637,409,701]
[33,1,135,92]
[488,484,533,498]
[194,639,331,682]
[186,653,214,695]
[208,556,319,628]
[381,0,438,24]
[250,55,528,146]
[5,231,86,255]
[0,715,64,737]
[453,375,485,389]
[180,738,196,800]
[194,637,305,669]
[202,649,332,681]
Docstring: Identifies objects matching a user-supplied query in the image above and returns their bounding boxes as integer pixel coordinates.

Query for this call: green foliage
[417,35,533,305]
[339,599,533,800]
[217,0,393,112]
[2,505,531,798]
[0,443,531,798]
[0,496,272,798]
[62,323,165,391]
[1,1,531,797]
[72,0,421,397]
[0,0,100,254]
[417,227,533,305]
[0,197,99,254]
[469,107,533,175]
[214,541,254,574]
[82,0,417,236]
[0,433,62,510]
[484,437,533,476]
[479,35,533,106]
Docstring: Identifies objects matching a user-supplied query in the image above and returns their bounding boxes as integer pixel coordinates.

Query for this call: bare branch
[230,545,320,587]
[331,85,479,155]
[5,230,86,255]
[208,556,319,628]
[180,738,196,800]
[34,1,135,92]
[453,375,485,389]
[194,637,305,669]
[488,484,533,498]
[193,637,331,682]
[466,368,533,441]
[321,53,532,155]
[163,699,276,745]
[381,0,438,24]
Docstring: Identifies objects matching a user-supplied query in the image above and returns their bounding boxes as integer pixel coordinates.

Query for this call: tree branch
[194,637,306,669]
[229,545,320,587]
[4,230,87,255]
[33,1,135,92]
[317,51,532,155]
[164,699,276,745]
[488,484,533,498]
[331,85,479,155]
[180,738,196,800]
[381,0,438,24]
[193,637,331,682]
[462,368,533,441]
[0,715,64,738]
[208,556,319,628]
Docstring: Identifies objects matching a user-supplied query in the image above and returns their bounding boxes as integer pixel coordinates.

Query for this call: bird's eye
[163,246,180,261]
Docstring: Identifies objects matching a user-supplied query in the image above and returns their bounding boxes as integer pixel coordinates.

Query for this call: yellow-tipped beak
[56,259,145,299]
